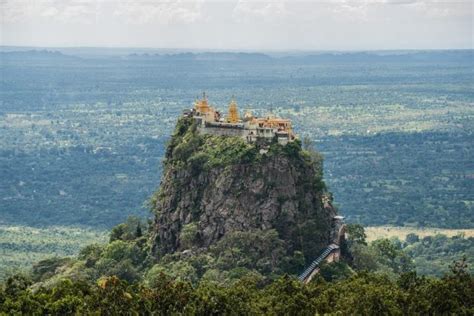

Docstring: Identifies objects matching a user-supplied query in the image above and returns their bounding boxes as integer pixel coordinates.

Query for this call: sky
[1,0,472,50]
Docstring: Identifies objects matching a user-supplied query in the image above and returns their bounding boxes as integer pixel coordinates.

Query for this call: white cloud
[407,1,468,18]
[1,0,468,25]
[1,0,471,49]
[1,0,100,23]
[383,0,418,4]
[232,0,289,22]
[41,6,60,18]
[0,0,204,24]
[113,0,204,25]
[325,0,470,21]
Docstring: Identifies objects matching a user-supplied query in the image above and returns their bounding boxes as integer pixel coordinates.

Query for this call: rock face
[150,117,337,265]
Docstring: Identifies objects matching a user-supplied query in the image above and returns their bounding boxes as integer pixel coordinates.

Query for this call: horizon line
[1,45,473,53]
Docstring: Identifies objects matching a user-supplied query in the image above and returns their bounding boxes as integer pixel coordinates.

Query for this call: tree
[4,274,32,297]
[91,276,138,314]
[32,257,71,282]
[372,239,399,261]
[258,276,315,315]
[135,224,143,238]
[405,233,419,244]
[319,262,353,282]
[346,224,367,246]
[109,216,146,242]
[302,135,314,151]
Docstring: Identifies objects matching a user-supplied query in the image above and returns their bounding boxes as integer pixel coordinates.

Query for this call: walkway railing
[298,243,340,282]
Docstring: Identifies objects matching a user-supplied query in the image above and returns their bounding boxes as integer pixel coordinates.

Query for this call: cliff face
[150,117,337,266]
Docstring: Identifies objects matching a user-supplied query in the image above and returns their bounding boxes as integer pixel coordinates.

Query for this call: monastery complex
[183,93,297,145]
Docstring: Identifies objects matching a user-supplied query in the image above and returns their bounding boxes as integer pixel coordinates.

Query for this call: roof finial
[227,96,239,123]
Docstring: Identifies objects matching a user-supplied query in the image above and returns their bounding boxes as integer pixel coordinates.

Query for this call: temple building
[184,93,297,145]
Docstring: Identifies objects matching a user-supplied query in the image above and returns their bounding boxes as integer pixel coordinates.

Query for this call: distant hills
[0,50,81,61]
[127,52,273,62]
[279,50,473,63]
[1,48,472,63]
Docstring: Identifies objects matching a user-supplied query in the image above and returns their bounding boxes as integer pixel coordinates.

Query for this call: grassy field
[0,225,107,280]
[365,226,474,242]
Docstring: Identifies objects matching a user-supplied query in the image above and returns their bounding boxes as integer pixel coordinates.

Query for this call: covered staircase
[298,243,341,283]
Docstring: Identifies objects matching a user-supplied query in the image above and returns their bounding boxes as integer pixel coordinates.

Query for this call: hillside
[150,116,337,270]
[13,116,341,287]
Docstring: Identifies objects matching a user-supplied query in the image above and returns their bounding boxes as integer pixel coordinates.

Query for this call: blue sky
[1,0,472,50]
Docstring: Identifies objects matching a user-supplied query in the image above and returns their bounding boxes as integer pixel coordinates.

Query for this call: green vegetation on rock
[151,116,333,273]
[166,117,259,171]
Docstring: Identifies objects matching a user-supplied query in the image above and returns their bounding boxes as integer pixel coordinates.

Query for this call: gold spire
[227,97,240,123]
[195,91,210,113]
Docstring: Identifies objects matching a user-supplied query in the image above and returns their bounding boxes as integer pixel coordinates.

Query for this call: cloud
[0,0,204,24]
[407,1,469,18]
[1,0,471,49]
[40,6,60,18]
[1,0,100,23]
[2,0,468,25]
[325,0,469,21]
[385,0,417,4]
[113,0,204,25]
[232,0,289,22]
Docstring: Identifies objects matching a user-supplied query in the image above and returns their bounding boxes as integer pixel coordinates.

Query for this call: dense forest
[1,219,472,315]
[1,50,472,228]
[2,267,472,315]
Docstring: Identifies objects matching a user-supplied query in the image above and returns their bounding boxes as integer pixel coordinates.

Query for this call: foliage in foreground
[17,219,472,290]
[2,221,473,314]
[1,263,473,315]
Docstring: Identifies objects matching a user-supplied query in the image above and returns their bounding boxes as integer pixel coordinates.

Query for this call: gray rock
[151,150,337,263]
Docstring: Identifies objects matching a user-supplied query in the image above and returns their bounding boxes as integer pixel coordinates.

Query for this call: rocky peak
[150,117,338,268]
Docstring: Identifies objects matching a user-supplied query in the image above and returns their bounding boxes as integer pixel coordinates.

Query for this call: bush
[179,223,199,249]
